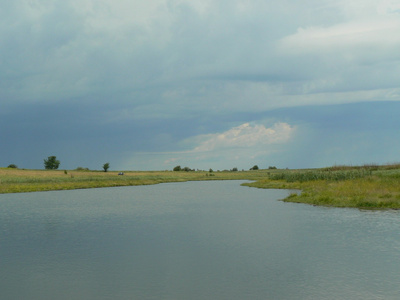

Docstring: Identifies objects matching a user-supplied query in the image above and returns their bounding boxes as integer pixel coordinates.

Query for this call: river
[1,181,400,299]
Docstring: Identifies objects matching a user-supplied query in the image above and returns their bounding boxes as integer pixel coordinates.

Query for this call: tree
[103,162,110,172]
[7,164,17,168]
[173,165,182,171]
[250,165,259,170]
[44,156,60,170]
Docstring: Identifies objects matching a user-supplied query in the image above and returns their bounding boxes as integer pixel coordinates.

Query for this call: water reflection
[1,181,400,299]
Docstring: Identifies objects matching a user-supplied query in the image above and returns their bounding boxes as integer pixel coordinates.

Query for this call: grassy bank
[3,165,400,209]
[243,164,400,209]
[0,168,266,194]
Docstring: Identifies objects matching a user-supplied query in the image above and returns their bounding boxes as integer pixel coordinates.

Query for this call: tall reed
[268,169,372,182]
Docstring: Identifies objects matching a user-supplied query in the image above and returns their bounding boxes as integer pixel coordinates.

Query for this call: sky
[1,0,400,171]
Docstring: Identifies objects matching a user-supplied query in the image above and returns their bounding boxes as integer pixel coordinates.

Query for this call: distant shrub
[268,166,277,169]
[250,165,259,170]
[75,167,89,171]
[231,167,238,172]
[173,166,193,171]
[7,164,18,168]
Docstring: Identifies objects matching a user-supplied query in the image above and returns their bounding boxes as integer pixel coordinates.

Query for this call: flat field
[0,168,266,194]
[2,165,400,209]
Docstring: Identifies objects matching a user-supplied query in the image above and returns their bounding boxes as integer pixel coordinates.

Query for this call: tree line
[173,165,263,171]
[6,156,277,172]
[5,156,110,172]
[42,156,111,172]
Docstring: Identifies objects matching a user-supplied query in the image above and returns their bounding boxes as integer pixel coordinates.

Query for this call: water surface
[1,181,400,299]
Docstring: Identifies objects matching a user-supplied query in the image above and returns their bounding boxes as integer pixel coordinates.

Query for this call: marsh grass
[3,165,400,209]
[244,164,400,209]
[269,169,372,182]
[0,168,267,194]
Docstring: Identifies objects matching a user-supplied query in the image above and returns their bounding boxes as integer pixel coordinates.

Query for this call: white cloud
[279,19,400,56]
[190,122,295,152]
[273,1,400,101]
[121,122,296,170]
[278,0,400,64]
[3,0,400,109]
[339,0,400,18]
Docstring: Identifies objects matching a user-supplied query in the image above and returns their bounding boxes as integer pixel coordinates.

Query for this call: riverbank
[2,165,400,209]
[243,164,400,209]
[0,168,266,194]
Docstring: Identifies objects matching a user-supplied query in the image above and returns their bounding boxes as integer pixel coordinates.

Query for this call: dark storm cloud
[1,0,400,169]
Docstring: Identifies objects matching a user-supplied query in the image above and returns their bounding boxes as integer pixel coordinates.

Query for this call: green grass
[3,165,400,209]
[268,169,372,182]
[0,168,267,194]
[243,164,400,209]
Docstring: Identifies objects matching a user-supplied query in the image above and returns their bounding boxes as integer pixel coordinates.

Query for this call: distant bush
[173,166,194,172]
[7,164,18,168]
[231,167,238,172]
[250,165,259,170]
[75,167,89,171]
[268,166,277,169]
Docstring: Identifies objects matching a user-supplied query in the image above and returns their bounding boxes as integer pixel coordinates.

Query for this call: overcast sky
[1,0,400,170]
